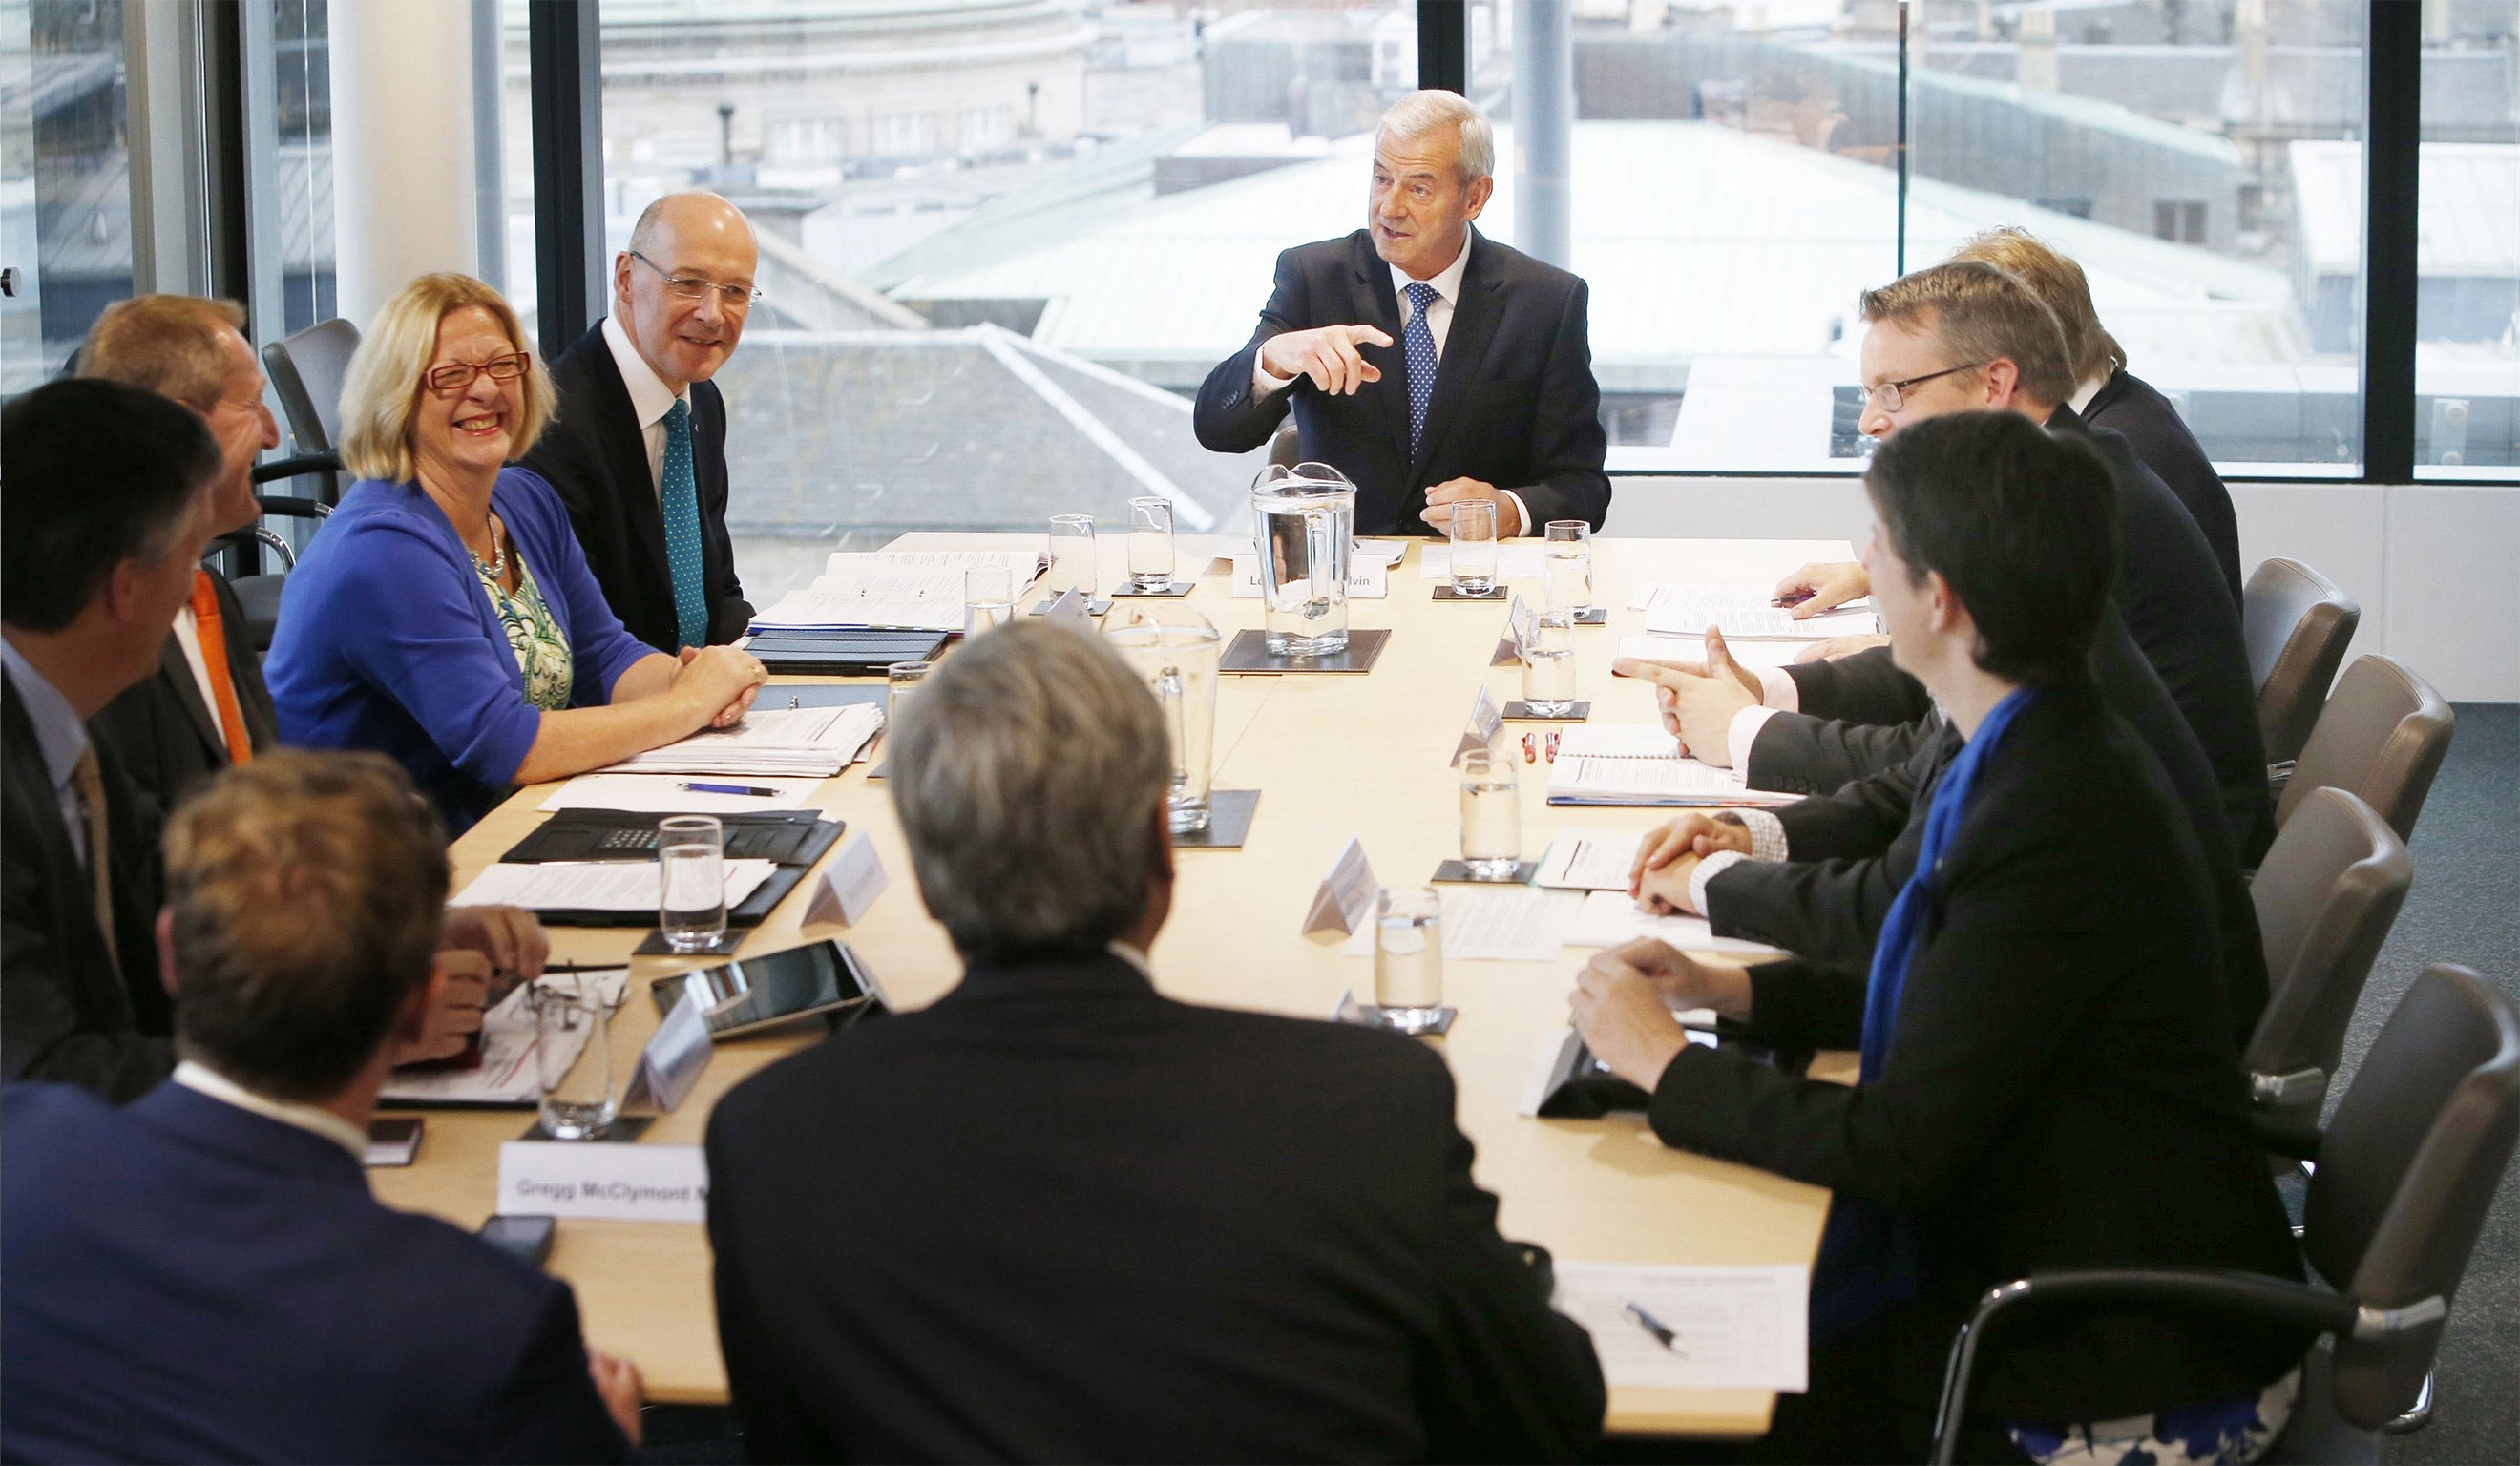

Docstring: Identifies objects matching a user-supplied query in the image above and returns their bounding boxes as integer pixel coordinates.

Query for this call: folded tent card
[1451,685,1506,766]
[1302,837,1381,936]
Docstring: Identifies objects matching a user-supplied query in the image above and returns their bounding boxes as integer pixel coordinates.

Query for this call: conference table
[375,531,1860,1439]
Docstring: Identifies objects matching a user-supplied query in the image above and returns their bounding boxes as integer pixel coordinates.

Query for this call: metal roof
[2291,139,2520,279]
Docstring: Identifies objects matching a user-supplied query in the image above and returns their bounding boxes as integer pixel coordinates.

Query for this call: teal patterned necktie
[661,399,709,650]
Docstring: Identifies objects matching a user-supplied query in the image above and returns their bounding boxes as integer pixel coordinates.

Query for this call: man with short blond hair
[1194,91,1610,538]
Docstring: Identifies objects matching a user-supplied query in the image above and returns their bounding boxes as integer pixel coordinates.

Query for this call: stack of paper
[1544,726,1796,808]
[448,860,781,913]
[1629,583,1879,640]
[749,549,1047,633]
[603,705,882,780]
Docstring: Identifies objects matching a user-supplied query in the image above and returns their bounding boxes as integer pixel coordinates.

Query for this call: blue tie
[1403,281,1439,462]
[661,400,709,650]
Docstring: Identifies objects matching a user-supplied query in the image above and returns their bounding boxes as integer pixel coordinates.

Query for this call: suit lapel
[1411,232,1505,481]
[1347,234,1414,469]
[157,630,224,764]
[582,327,676,594]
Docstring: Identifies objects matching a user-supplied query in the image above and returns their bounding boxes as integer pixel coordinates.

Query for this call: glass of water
[1374,886,1446,1035]
[964,563,1018,635]
[1522,612,1579,717]
[1459,748,1522,880]
[658,814,725,953]
[534,973,617,1140]
[1544,520,1593,616]
[1450,498,1499,595]
[1049,513,1098,597]
[1126,496,1175,592]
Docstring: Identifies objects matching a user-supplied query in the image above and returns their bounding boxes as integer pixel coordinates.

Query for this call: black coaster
[1431,858,1539,884]
[1108,580,1196,597]
[1334,990,1458,1036]
[1572,607,1608,625]
[1172,788,1259,849]
[632,927,744,957]
[1502,700,1590,722]
[1030,597,1113,616]
[1432,583,1511,600]
[1221,627,1391,674]
[516,1114,657,1143]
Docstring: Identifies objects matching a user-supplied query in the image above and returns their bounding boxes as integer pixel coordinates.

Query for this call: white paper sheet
[1545,727,1796,808]
[1564,890,1789,955]
[1643,605,1881,640]
[602,705,882,780]
[537,775,825,814]
[1534,829,1646,890]
[1552,1262,1810,1392]
[1615,634,1810,672]
[447,860,779,913]
[1340,886,1583,961]
[1420,543,1548,580]
[750,550,1046,631]
[379,968,631,1106]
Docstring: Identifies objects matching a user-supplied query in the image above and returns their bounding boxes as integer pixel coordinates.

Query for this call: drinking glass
[1102,606,1223,834]
[1126,496,1175,592]
[1459,748,1521,880]
[658,814,725,953]
[534,973,617,1140]
[1374,887,1445,1034]
[1521,612,1579,717]
[1450,498,1499,595]
[1049,513,1098,596]
[964,563,1017,635]
[886,660,929,737]
[1543,520,1594,616]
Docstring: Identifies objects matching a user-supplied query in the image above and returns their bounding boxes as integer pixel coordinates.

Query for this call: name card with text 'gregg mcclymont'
[496,1140,709,1222]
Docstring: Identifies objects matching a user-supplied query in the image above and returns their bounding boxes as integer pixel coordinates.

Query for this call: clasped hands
[1568,937,1754,1091]
[676,643,767,729]
[1257,325,1522,536]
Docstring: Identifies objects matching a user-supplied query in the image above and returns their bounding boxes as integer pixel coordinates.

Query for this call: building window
[4,0,135,388]
[2413,3,2520,479]
[2153,200,2208,244]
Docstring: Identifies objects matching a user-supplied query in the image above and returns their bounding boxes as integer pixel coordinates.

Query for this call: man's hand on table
[1418,478,1524,538]
[1773,560,1870,617]
[1571,939,1756,1087]
[1628,814,1752,915]
[588,1348,645,1447]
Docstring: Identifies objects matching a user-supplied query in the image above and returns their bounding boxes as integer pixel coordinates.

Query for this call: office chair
[262,317,361,505]
[2245,558,2359,771]
[1930,962,2520,1465]
[2276,656,2455,844]
[2242,787,2413,1143]
[213,466,337,652]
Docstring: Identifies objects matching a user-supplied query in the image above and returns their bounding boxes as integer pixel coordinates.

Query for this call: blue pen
[679,782,778,797]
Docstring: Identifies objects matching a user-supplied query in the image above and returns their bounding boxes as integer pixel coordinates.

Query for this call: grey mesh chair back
[2243,788,2413,1134]
[1267,422,1303,470]
[262,318,362,501]
[2302,963,2520,1429]
[2276,656,2454,843]
[2245,557,2359,766]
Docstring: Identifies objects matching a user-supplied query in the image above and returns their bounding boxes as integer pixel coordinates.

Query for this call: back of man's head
[166,751,450,1102]
[890,621,1169,964]
[1,378,219,632]
[1945,227,2124,385]
[79,295,249,412]
[1858,260,2078,408]
[1864,410,2119,688]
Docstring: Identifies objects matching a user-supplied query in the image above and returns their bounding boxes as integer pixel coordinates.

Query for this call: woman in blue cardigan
[268,274,766,832]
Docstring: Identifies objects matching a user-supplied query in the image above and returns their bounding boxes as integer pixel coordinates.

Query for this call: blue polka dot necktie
[1403,281,1439,463]
[661,399,709,650]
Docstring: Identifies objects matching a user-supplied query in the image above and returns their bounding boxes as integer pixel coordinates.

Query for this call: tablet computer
[648,939,887,1038]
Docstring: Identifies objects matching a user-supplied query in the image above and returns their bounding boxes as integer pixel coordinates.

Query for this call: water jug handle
[1305,508,1338,600]
[1153,665,1191,795]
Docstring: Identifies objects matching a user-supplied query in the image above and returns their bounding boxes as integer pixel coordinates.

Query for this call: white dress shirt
[173,1060,370,1161]
[1253,234,1530,531]
[600,315,692,498]
[169,604,228,757]
[1,639,93,865]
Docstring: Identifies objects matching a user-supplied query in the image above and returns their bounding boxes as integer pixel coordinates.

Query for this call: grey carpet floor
[2343,703,2520,1464]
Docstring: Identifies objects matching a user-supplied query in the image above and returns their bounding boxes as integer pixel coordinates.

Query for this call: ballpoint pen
[1544,731,1560,762]
[680,782,778,797]
[1522,731,1537,764]
[1623,1300,1686,1355]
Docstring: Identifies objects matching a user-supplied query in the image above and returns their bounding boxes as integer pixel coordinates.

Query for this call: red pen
[1545,731,1560,762]
[1522,731,1537,763]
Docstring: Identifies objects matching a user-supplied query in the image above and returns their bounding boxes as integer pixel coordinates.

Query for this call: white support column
[329,0,480,328]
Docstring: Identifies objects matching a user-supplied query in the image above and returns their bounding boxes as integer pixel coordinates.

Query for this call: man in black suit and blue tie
[1194,91,1612,538]
[524,192,756,651]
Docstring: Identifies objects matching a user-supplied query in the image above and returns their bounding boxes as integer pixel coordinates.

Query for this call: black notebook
[500,809,845,869]
[746,629,947,676]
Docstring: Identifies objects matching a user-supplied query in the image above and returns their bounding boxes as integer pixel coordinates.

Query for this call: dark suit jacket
[1744,405,2272,864]
[522,321,752,650]
[1,1081,625,1463]
[1709,607,2270,1052]
[1193,229,1611,536]
[706,952,1605,1463]
[88,571,280,821]
[2086,369,2242,606]
[2,676,172,1100]
[1652,682,2307,1422]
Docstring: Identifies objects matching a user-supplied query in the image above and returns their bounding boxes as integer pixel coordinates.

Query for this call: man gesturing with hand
[1194,91,1609,538]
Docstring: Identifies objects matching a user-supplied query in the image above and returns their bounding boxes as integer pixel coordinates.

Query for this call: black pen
[1624,1300,1686,1354]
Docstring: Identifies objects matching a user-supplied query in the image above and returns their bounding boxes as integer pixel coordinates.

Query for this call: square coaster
[1334,990,1458,1036]
[1171,789,1260,849]
[1108,580,1197,597]
[1571,607,1608,625]
[1221,627,1391,674]
[515,1114,657,1143]
[1030,597,1113,617]
[1432,583,1511,601]
[1431,858,1539,884]
[632,928,745,957]
[1502,700,1590,722]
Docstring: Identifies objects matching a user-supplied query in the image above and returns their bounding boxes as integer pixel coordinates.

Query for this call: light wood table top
[374,532,1855,1437]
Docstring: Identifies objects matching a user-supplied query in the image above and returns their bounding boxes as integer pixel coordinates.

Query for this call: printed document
[1534,829,1647,890]
[448,860,779,913]
[603,704,881,780]
[1341,886,1584,961]
[538,774,825,814]
[1564,890,1790,956]
[380,968,630,1106]
[1552,1262,1809,1392]
[1545,726,1796,808]
[1628,583,1878,640]
[749,550,1045,632]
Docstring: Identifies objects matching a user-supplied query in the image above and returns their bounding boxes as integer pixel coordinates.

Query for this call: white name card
[1453,684,1505,765]
[1492,594,1541,666]
[803,831,888,927]
[1302,837,1381,936]
[622,989,713,1113]
[1229,555,1388,599]
[495,1141,709,1222]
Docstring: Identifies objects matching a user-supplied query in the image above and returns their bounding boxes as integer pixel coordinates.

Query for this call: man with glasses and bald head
[525,192,759,653]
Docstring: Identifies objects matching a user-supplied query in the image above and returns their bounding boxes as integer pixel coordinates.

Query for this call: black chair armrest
[251,494,333,521]
[1930,1269,2365,1464]
[250,451,342,485]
